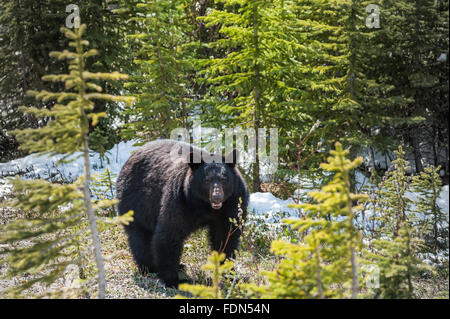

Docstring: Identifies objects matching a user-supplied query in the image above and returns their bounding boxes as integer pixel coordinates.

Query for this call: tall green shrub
[365,147,428,298]
[411,165,448,265]
[247,142,368,298]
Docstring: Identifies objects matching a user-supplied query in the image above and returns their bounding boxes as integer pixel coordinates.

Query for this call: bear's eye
[219,176,228,182]
[204,177,212,182]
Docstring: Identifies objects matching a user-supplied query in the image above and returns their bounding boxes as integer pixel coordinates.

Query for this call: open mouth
[211,202,222,210]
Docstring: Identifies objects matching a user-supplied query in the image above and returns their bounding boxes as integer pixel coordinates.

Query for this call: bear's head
[187,149,239,210]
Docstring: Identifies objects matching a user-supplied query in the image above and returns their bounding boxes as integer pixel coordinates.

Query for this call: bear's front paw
[159,270,179,288]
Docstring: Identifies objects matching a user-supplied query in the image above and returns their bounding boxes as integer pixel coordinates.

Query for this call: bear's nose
[211,187,223,201]
[210,183,224,210]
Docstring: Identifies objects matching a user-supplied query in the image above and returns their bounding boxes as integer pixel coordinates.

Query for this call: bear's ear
[187,151,204,170]
[224,149,239,168]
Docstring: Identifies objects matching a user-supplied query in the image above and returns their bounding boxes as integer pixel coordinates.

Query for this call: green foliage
[178,251,234,299]
[91,168,118,217]
[11,26,134,161]
[0,0,135,161]
[199,0,292,190]
[364,147,429,298]
[0,0,64,161]
[364,0,448,172]
[0,25,134,298]
[198,0,420,187]
[246,142,368,298]
[121,0,194,143]
[0,178,84,297]
[411,165,449,265]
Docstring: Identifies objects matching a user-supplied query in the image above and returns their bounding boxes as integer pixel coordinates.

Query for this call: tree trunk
[369,146,376,170]
[252,4,262,192]
[81,115,107,299]
[432,124,439,167]
[446,147,449,182]
[410,129,424,173]
[351,248,359,298]
[411,0,424,174]
[78,35,107,298]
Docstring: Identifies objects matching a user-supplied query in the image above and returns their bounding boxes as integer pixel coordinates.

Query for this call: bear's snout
[210,183,224,210]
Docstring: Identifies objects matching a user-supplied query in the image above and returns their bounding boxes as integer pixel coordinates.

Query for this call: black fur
[116,139,249,288]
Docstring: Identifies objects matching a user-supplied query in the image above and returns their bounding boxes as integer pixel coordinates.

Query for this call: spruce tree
[198,0,406,188]
[343,0,414,160]
[411,165,448,265]
[364,147,427,298]
[78,1,136,154]
[199,0,297,191]
[0,25,134,298]
[247,142,368,298]
[365,0,449,174]
[121,0,194,144]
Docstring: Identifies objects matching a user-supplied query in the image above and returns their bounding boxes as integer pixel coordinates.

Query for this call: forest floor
[1,192,448,299]
[0,209,277,299]
[0,164,448,298]
[0,177,279,299]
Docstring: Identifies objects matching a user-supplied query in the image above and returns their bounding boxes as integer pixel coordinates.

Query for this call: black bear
[116,139,249,288]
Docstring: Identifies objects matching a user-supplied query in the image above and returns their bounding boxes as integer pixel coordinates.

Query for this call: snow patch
[0,140,140,181]
[249,192,300,222]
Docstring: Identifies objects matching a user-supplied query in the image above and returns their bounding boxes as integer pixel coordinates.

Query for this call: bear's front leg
[151,219,188,288]
[209,217,241,259]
